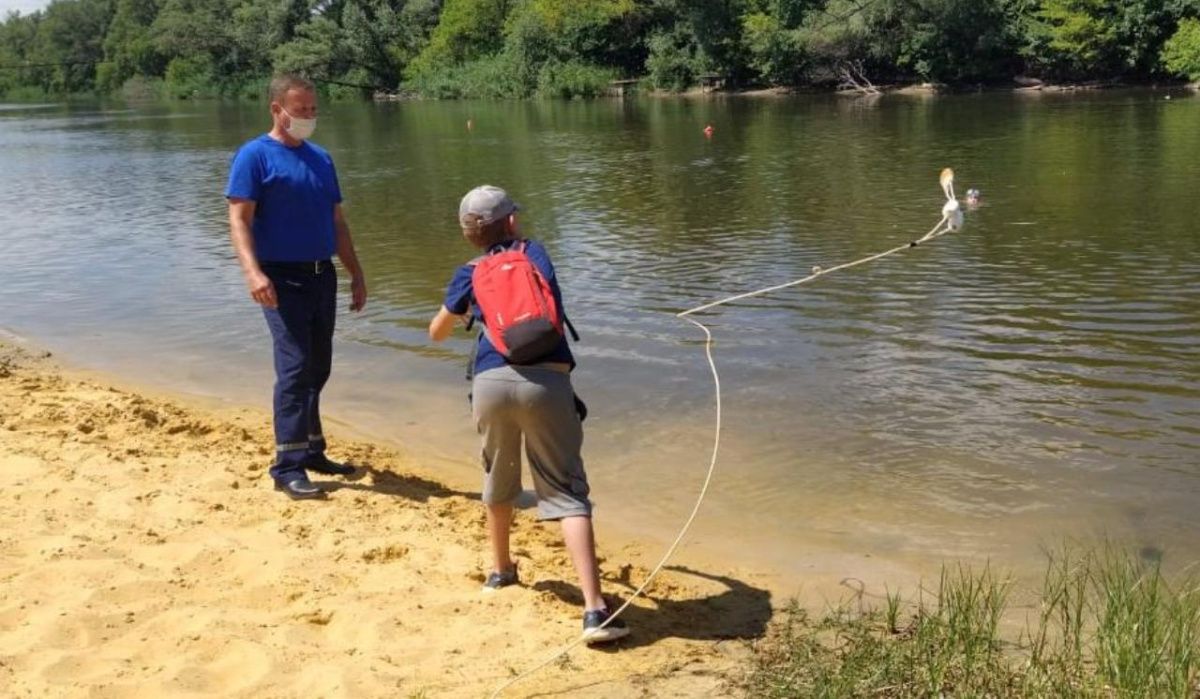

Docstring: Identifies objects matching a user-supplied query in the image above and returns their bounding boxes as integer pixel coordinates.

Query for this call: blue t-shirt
[224,134,342,262]
[444,239,575,376]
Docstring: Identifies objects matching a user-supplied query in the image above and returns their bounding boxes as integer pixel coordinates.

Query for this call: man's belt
[261,259,332,274]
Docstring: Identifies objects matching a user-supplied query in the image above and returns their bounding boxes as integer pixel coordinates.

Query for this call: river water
[1,92,1197,587]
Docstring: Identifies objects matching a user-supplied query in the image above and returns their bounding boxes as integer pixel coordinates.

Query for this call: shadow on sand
[313,464,481,503]
[532,564,773,651]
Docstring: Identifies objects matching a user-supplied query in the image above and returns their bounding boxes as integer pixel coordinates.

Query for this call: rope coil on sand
[487,168,966,698]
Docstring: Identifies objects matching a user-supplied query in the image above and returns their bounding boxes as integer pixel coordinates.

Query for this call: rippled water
[1,93,1197,581]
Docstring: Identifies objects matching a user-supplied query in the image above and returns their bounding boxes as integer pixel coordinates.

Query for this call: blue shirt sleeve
[225,142,263,201]
[443,265,474,315]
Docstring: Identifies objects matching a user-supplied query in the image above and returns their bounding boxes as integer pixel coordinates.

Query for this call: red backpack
[470,241,574,364]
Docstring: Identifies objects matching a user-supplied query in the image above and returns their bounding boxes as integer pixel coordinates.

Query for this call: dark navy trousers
[261,261,336,483]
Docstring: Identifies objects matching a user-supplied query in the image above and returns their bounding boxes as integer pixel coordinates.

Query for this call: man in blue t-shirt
[225,74,367,500]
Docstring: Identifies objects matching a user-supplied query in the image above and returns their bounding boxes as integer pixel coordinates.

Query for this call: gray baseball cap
[459,185,519,228]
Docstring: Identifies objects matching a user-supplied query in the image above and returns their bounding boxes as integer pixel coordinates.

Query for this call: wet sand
[0,338,780,697]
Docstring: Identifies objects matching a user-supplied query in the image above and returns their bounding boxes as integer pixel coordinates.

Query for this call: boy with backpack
[428,185,629,643]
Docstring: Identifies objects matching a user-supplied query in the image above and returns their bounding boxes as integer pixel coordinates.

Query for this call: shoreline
[0,335,775,697]
[3,80,1197,107]
[644,79,1200,99]
[0,326,941,602]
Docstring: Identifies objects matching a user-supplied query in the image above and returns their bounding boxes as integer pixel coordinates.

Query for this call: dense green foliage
[3,0,1200,99]
[1163,17,1200,79]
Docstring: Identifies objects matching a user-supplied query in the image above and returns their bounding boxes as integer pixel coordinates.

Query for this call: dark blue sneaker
[482,563,519,592]
[582,607,629,644]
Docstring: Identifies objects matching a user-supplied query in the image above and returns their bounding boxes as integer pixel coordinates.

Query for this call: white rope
[488,183,962,698]
[680,216,951,317]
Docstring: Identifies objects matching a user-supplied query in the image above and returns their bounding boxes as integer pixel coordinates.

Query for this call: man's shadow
[313,464,480,503]
[532,564,772,651]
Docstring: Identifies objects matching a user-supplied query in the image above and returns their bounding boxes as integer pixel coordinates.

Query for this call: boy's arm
[429,306,465,342]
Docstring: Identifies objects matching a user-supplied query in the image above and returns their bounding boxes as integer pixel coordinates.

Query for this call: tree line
[3,0,1200,100]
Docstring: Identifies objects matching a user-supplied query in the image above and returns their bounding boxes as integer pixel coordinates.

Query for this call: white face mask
[282,109,316,141]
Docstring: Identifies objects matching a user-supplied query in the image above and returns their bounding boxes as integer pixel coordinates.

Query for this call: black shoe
[274,478,326,500]
[305,457,356,477]
[582,607,630,644]
[482,563,519,592]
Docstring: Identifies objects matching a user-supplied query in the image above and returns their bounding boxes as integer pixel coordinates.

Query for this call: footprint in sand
[169,638,273,694]
[40,651,113,686]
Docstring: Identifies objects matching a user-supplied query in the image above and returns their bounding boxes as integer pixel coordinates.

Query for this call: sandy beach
[0,338,777,698]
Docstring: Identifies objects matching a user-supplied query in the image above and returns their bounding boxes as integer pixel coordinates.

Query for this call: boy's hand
[429,306,466,342]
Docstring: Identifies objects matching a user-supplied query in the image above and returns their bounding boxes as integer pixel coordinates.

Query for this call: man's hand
[246,269,278,309]
[228,198,277,308]
[333,205,367,312]
[350,274,367,312]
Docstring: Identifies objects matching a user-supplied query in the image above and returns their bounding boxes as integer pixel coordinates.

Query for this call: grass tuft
[746,547,1200,698]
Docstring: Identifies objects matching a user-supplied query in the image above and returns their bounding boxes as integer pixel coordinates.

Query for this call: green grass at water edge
[746,547,1200,698]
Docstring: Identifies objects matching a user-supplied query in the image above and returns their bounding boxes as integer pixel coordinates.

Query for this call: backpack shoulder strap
[517,239,579,341]
[464,330,481,381]
[462,257,483,331]
[473,239,525,262]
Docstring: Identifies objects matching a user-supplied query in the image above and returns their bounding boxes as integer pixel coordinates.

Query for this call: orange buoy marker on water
[703,124,714,138]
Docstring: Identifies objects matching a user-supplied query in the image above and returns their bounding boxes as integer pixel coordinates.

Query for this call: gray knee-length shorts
[472,364,592,520]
